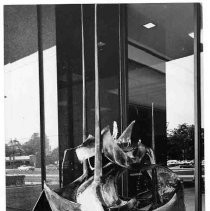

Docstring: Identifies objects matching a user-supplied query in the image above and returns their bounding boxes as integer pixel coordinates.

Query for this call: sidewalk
[184,186,205,211]
[6,185,205,211]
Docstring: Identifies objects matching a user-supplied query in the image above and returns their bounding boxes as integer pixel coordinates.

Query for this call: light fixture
[188,32,194,38]
[189,30,203,41]
[143,22,156,29]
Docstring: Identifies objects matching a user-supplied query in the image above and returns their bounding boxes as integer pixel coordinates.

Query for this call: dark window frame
[194,3,202,211]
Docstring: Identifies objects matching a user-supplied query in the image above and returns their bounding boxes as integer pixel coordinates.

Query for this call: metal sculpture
[33,121,186,211]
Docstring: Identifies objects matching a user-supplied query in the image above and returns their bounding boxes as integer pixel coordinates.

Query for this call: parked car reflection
[18,165,35,171]
[168,160,205,183]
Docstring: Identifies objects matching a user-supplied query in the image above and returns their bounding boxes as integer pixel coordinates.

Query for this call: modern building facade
[4,4,203,210]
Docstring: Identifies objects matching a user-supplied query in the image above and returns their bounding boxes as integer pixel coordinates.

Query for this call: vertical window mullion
[119,4,129,197]
[94,4,102,183]
[81,5,88,173]
[194,3,202,211]
[37,5,46,189]
[119,4,128,133]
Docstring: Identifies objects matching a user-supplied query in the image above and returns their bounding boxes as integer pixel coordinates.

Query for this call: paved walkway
[184,186,205,211]
[7,208,29,211]
[6,185,205,211]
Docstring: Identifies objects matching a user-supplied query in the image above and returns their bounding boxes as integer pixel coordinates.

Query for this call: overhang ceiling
[127,3,194,60]
[4,5,56,65]
[4,4,196,65]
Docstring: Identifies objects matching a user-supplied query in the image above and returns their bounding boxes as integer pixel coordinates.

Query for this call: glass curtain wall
[4,5,42,210]
[55,4,121,186]
[4,5,59,210]
[41,5,59,189]
[4,3,203,211]
[4,6,42,210]
[56,5,84,185]
[127,3,204,210]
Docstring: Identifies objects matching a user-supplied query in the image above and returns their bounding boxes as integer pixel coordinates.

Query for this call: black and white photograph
[2,2,207,211]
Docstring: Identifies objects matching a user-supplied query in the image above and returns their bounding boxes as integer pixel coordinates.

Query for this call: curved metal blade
[44,183,81,211]
[75,121,136,165]
[76,163,137,210]
[117,121,135,144]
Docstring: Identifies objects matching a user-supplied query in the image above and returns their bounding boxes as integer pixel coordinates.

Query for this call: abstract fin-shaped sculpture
[44,183,82,211]
[57,169,90,202]
[76,135,95,162]
[117,121,135,145]
[102,126,133,168]
[75,121,135,163]
[76,161,137,211]
[112,121,118,140]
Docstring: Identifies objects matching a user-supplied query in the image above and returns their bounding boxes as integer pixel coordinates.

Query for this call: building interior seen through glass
[127,3,204,210]
[4,3,203,211]
[56,5,121,185]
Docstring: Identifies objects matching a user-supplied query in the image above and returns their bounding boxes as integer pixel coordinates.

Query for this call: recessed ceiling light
[188,32,194,38]
[143,22,156,29]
